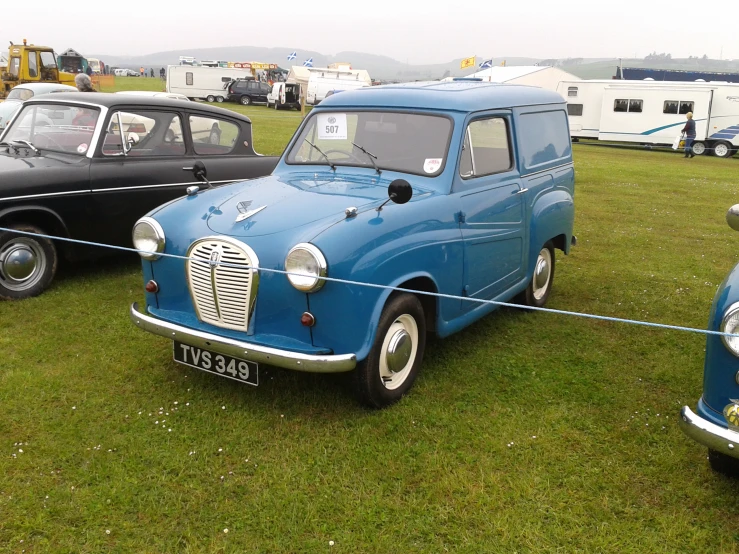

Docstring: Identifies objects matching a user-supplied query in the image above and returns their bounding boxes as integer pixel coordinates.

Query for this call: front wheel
[354,293,426,409]
[708,449,739,477]
[206,95,215,103]
[691,141,706,156]
[521,242,555,307]
[0,224,58,300]
[714,141,733,158]
[240,96,251,105]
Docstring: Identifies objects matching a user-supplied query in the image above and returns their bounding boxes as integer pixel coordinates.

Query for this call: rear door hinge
[456,211,466,224]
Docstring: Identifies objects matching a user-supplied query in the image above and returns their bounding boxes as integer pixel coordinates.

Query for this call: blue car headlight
[285,243,328,292]
[132,217,166,261]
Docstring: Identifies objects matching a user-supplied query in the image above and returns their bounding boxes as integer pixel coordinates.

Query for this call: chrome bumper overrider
[679,406,739,459]
[130,303,357,373]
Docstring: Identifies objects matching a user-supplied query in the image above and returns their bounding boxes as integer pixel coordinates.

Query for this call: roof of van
[317,81,565,112]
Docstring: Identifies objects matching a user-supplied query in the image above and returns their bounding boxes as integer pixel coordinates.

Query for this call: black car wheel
[708,449,739,477]
[353,293,426,409]
[0,224,58,300]
[240,96,251,105]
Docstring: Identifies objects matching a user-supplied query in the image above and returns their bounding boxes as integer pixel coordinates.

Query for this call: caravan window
[679,101,694,114]
[663,101,679,114]
[186,72,193,86]
[567,87,578,97]
[614,99,643,113]
[663,100,694,115]
[567,104,583,116]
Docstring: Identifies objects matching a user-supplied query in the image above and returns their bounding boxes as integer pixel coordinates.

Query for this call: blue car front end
[680,206,739,467]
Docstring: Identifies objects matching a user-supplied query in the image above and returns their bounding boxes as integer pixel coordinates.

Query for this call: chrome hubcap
[533,248,552,301]
[379,314,418,390]
[0,238,46,291]
[386,329,412,373]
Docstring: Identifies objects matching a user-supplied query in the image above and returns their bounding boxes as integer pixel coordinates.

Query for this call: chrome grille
[186,237,259,332]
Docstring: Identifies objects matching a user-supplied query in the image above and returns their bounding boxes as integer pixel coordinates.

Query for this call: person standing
[74,73,95,92]
[682,112,696,158]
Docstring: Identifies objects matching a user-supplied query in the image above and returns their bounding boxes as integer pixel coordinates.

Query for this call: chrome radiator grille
[186,237,259,332]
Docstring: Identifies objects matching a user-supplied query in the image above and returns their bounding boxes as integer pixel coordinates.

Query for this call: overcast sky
[5,0,735,64]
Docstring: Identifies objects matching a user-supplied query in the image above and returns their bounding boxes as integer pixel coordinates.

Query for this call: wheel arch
[530,189,575,262]
[0,205,70,241]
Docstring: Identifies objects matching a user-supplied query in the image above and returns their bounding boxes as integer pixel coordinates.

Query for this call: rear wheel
[691,141,706,156]
[520,241,555,307]
[240,96,251,105]
[208,125,221,145]
[0,224,58,300]
[274,102,279,110]
[216,96,224,103]
[714,141,733,158]
[206,95,215,103]
[354,293,426,409]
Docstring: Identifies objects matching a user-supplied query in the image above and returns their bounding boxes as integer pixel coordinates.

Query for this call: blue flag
[303,58,313,67]
[478,59,493,69]
[287,51,297,61]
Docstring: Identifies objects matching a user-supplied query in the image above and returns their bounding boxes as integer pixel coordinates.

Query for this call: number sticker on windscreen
[317,113,347,140]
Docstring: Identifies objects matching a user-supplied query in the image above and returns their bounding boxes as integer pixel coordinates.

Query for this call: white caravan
[287,66,371,105]
[166,65,254,102]
[558,79,739,157]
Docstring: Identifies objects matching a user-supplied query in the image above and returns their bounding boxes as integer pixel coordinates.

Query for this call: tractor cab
[1,39,76,98]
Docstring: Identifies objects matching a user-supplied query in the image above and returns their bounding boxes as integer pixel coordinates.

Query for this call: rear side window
[518,110,572,171]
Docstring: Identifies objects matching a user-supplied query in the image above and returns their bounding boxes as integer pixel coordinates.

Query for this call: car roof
[317,81,566,112]
[23,92,253,123]
[12,83,78,92]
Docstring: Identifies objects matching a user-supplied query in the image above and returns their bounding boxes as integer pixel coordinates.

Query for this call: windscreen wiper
[352,142,381,175]
[0,141,20,154]
[305,140,336,170]
[11,140,39,155]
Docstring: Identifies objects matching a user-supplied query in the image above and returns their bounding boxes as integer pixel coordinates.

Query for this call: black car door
[88,108,197,247]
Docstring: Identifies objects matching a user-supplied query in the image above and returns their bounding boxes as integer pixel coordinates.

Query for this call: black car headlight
[285,243,327,292]
[132,217,166,260]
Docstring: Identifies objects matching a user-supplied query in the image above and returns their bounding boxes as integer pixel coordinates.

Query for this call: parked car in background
[267,82,301,110]
[115,91,223,144]
[0,92,279,299]
[0,82,77,132]
[681,206,739,475]
[226,78,271,105]
[130,81,576,408]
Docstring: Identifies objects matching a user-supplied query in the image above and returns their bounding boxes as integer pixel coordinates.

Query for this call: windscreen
[7,88,33,101]
[3,103,100,155]
[286,111,453,176]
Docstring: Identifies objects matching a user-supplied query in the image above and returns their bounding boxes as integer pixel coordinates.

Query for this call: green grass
[4,101,739,552]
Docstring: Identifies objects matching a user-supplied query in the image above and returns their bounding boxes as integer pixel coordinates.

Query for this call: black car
[0,92,278,299]
[226,79,271,105]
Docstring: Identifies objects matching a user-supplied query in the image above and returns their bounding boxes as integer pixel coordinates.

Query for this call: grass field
[3,85,739,551]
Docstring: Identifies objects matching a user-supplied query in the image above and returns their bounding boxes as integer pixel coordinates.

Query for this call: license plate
[173,341,258,386]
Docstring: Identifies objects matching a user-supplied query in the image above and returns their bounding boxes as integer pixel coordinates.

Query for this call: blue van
[130,81,576,408]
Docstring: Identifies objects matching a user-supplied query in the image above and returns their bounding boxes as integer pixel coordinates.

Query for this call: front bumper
[679,405,739,459]
[130,302,357,373]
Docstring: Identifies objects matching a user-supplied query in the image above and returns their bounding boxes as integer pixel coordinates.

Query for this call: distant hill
[90,46,739,81]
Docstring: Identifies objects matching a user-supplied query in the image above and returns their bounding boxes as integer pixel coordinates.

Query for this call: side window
[459,118,512,179]
[40,51,56,69]
[629,99,643,113]
[186,72,193,85]
[261,83,271,94]
[663,100,678,114]
[679,101,694,114]
[190,116,239,155]
[614,99,629,112]
[27,51,38,78]
[518,110,572,170]
[103,111,185,156]
[567,104,583,116]
[9,57,20,77]
[567,87,578,97]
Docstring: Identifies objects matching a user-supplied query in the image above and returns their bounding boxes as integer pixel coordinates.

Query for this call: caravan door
[598,86,713,145]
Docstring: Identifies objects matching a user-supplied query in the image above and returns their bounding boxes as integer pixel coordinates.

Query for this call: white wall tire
[0,224,58,300]
[521,242,555,308]
[354,293,426,408]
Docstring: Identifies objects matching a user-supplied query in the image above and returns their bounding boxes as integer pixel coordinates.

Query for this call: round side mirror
[192,160,208,182]
[727,205,739,232]
[388,179,412,205]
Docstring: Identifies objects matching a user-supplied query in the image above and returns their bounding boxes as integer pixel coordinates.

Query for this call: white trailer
[558,79,739,157]
[166,65,254,102]
[287,66,371,105]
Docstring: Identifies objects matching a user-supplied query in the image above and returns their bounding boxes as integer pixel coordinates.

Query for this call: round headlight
[721,302,739,357]
[285,243,327,292]
[132,217,165,260]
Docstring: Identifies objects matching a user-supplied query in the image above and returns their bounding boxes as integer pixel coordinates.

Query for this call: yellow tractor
[1,39,76,99]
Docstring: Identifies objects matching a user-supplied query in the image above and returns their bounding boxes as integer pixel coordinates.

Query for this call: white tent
[287,66,371,88]
[443,66,580,92]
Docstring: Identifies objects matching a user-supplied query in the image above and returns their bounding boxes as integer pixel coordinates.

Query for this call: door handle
[513,188,529,195]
